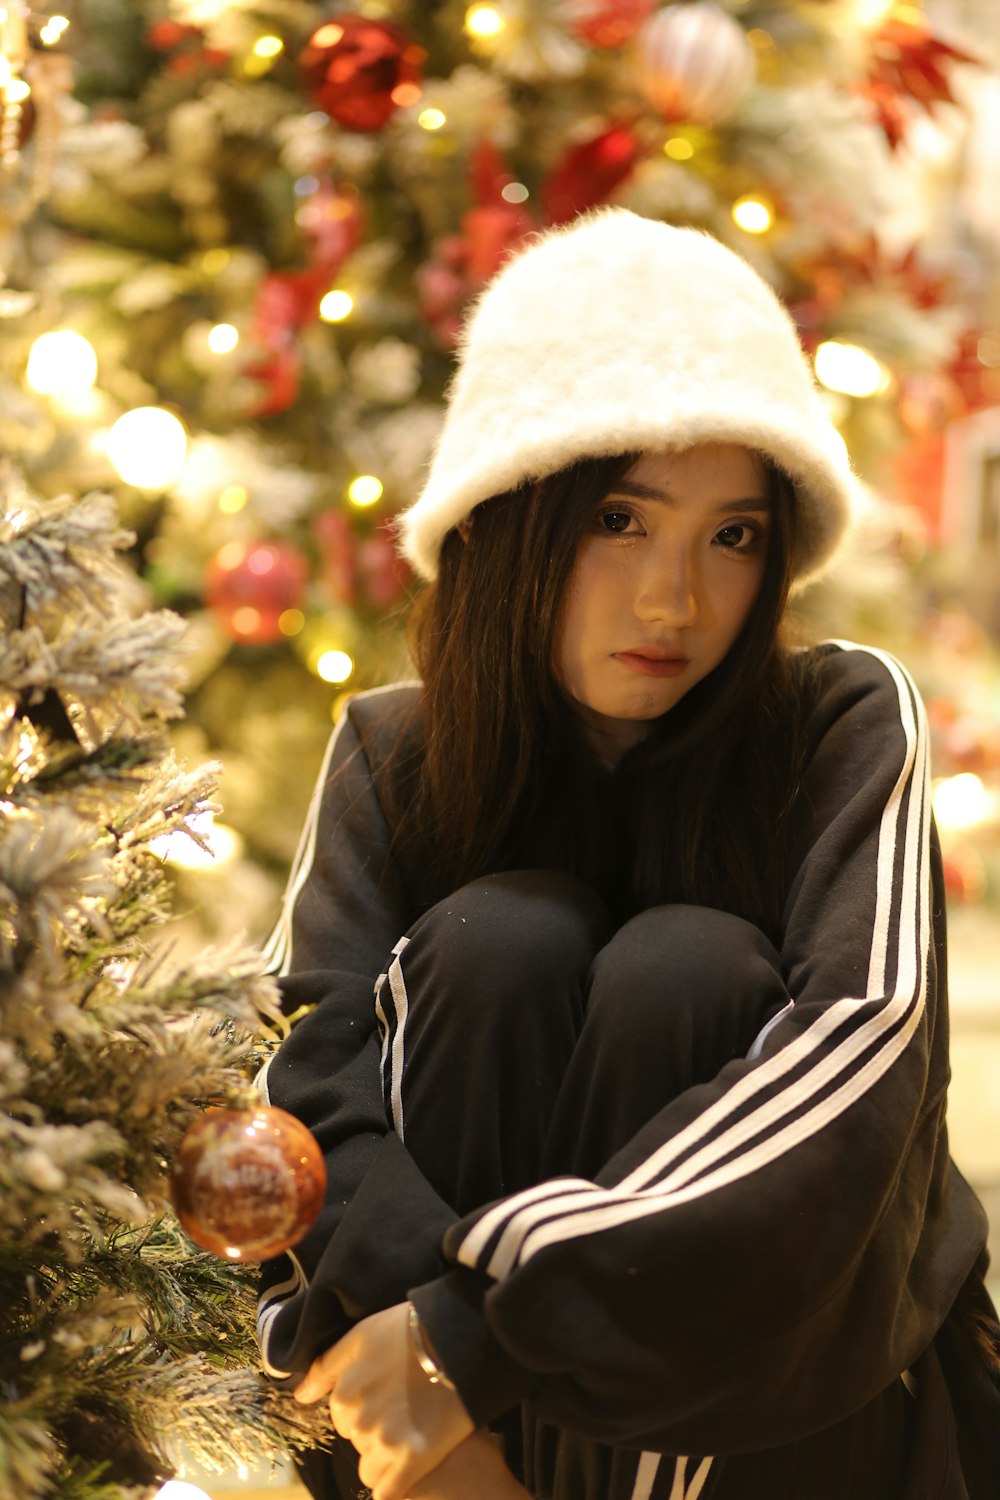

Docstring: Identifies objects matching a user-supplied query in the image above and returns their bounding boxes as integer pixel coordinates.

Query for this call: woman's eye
[598,509,636,534]
[714,522,758,550]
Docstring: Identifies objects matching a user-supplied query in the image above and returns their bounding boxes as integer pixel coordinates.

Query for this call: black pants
[307,872,916,1500]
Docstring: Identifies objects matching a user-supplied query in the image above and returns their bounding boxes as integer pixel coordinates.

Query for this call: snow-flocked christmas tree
[0,475,328,1497]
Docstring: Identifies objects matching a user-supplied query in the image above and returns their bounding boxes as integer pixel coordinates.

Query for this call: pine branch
[0,492,135,625]
[0,614,188,735]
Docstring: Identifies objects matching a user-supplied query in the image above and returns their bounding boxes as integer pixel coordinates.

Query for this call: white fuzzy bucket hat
[399,207,859,585]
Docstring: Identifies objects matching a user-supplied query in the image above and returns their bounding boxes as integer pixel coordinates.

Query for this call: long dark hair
[383,450,816,942]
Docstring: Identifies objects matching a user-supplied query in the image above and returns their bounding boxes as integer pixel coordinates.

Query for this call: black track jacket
[255,642,1000,1500]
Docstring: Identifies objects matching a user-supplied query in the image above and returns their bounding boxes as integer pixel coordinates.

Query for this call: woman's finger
[328,1394,357,1443]
[294,1335,353,1403]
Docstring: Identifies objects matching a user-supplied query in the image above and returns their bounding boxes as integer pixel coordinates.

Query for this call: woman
[256,210,1000,1500]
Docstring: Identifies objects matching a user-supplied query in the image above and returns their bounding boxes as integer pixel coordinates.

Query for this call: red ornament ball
[561,0,655,49]
[299,16,426,132]
[171,1103,327,1261]
[205,539,310,645]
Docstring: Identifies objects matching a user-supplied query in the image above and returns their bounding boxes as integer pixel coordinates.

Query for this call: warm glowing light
[231,606,263,637]
[814,340,891,399]
[155,1480,213,1500]
[501,182,529,204]
[392,82,422,108]
[150,813,243,868]
[5,76,30,103]
[313,23,345,46]
[348,475,383,507]
[215,540,245,571]
[201,248,230,275]
[319,289,353,322]
[26,331,98,397]
[39,14,70,45]
[279,608,305,636]
[106,408,187,489]
[853,0,895,26]
[0,58,10,91]
[316,649,354,684]
[747,27,773,48]
[218,484,248,514]
[732,195,772,233]
[207,322,239,354]
[252,34,284,58]
[465,4,505,39]
[418,107,446,130]
[933,773,994,832]
[247,546,276,575]
[664,137,695,161]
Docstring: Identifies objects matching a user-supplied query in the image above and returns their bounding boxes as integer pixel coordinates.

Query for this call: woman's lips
[612,651,689,677]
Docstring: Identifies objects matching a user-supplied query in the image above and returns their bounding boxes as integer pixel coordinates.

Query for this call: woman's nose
[635,551,698,627]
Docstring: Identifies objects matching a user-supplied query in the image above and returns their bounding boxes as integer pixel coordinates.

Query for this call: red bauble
[205,539,310,644]
[314,508,357,605]
[357,526,410,609]
[299,16,426,132]
[171,1103,326,1261]
[461,203,535,283]
[561,0,655,49]
[298,179,365,276]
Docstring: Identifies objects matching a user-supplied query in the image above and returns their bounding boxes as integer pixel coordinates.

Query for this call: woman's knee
[587,904,788,1059]
[396,869,612,1032]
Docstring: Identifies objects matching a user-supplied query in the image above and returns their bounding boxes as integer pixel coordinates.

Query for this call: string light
[319,289,353,322]
[106,408,187,489]
[932,773,994,833]
[347,475,382,507]
[39,15,70,45]
[218,484,248,514]
[664,137,695,161]
[731,195,772,234]
[201,248,230,275]
[26,330,98,396]
[150,813,243,870]
[501,182,529,203]
[312,22,344,47]
[814,340,891,399]
[315,649,354,684]
[207,322,239,354]
[252,35,284,58]
[278,608,305,636]
[853,0,895,26]
[417,107,446,131]
[391,82,422,108]
[230,606,262,637]
[465,5,505,39]
[155,1479,213,1499]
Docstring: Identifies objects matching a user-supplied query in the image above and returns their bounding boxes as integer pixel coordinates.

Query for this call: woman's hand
[408,1431,532,1499]
[293,1302,474,1500]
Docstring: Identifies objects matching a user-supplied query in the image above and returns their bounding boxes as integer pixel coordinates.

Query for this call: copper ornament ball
[171,1104,326,1261]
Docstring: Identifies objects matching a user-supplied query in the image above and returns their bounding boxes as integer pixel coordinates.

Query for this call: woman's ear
[457,517,471,542]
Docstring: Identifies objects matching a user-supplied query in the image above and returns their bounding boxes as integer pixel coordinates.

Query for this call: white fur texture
[399,207,859,584]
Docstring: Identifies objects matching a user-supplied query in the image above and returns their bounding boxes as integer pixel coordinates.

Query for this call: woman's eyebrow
[611,479,772,512]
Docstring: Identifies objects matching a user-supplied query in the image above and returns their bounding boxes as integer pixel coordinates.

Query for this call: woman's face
[554,442,771,766]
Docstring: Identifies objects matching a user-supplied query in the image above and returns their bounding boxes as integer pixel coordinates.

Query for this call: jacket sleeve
[409,643,990,1451]
[255,692,465,1381]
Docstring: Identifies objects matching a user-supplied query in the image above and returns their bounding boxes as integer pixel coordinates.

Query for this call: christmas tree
[3,0,999,935]
[0,476,328,1495]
